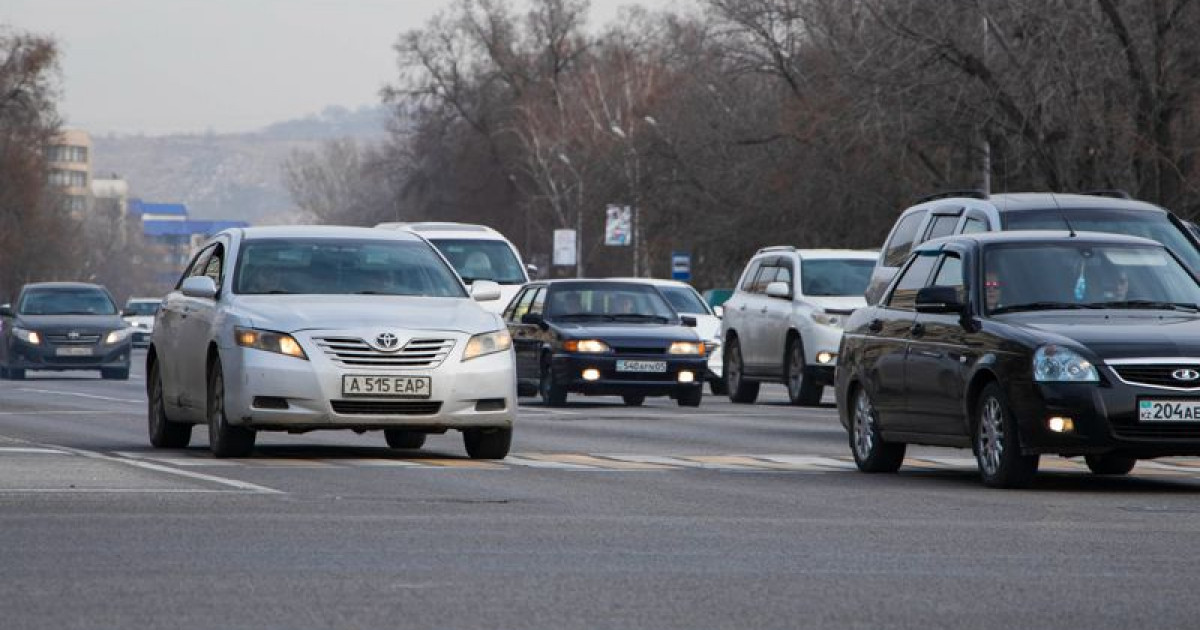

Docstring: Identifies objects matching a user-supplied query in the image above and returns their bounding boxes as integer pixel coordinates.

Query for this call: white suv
[721,247,877,405]
[376,222,532,313]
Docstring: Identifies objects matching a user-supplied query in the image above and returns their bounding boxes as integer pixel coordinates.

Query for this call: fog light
[582,368,601,381]
[1048,416,1075,433]
[816,351,835,364]
[678,370,695,383]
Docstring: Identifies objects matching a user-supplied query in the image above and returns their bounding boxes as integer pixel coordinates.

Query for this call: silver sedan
[146,226,517,458]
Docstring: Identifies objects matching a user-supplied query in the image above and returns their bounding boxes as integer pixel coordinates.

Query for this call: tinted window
[234,239,467,297]
[1002,207,1200,272]
[429,238,526,285]
[931,254,965,303]
[801,259,876,297]
[507,288,536,321]
[528,287,547,316]
[775,262,794,289]
[658,285,710,315]
[962,215,988,234]
[883,210,927,267]
[751,265,778,293]
[19,288,117,315]
[176,245,214,289]
[203,246,224,287]
[545,282,676,322]
[886,253,939,310]
[739,260,762,292]
[927,214,960,239]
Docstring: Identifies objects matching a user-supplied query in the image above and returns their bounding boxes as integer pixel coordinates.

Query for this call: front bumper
[550,352,707,397]
[1008,375,1200,457]
[803,323,844,369]
[221,332,517,431]
[4,338,132,371]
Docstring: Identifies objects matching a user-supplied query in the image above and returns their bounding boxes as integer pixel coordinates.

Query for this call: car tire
[677,387,703,408]
[709,379,728,396]
[724,337,759,404]
[463,427,511,459]
[849,386,905,472]
[622,394,645,407]
[1084,453,1137,475]
[384,429,427,450]
[148,360,192,448]
[785,338,822,406]
[974,382,1039,488]
[101,367,130,380]
[539,360,568,407]
[207,360,255,458]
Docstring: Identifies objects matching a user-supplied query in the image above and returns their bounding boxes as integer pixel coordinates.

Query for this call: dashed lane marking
[17,387,142,404]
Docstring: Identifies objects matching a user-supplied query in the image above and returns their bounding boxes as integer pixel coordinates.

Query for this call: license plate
[615,360,667,373]
[1139,399,1200,422]
[55,347,92,357]
[342,375,431,398]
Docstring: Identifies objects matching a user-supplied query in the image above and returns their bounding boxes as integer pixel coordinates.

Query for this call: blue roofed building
[132,199,249,287]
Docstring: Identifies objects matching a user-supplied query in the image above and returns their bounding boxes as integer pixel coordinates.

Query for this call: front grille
[46,334,101,345]
[1111,364,1200,390]
[314,336,455,368]
[612,346,667,356]
[331,400,443,415]
[1113,423,1200,439]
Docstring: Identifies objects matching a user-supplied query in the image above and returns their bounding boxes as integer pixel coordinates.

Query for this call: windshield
[1002,208,1200,272]
[124,301,160,316]
[428,238,526,285]
[545,282,678,323]
[801,259,876,296]
[19,288,117,315]
[234,238,467,297]
[658,285,710,315]
[983,243,1200,314]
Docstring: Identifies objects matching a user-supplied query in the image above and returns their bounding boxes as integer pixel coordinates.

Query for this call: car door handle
[910,322,925,336]
[868,319,883,333]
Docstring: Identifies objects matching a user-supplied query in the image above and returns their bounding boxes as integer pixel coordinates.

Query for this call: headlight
[1033,345,1098,382]
[105,329,131,344]
[812,311,843,328]
[706,339,721,354]
[463,329,513,361]
[14,328,40,345]
[563,339,611,353]
[235,327,307,359]
[668,341,706,355]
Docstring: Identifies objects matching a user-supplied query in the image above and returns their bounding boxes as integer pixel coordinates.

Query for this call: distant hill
[92,105,389,224]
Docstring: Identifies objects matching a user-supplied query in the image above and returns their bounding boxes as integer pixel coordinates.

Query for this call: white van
[375,222,532,312]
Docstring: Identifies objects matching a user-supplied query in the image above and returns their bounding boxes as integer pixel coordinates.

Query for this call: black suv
[0,282,133,380]
[864,191,1200,304]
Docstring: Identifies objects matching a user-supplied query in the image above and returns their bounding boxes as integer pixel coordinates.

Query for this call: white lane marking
[18,388,141,404]
[0,410,127,416]
[758,455,859,470]
[0,488,261,494]
[53,445,282,494]
[0,447,68,454]
[598,454,724,469]
[113,452,238,467]
[501,456,603,470]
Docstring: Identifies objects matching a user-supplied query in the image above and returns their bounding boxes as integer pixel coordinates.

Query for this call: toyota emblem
[374,332,400,351]
[1172,368,1200,382]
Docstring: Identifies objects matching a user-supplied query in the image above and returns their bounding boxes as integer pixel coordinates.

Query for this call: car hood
[234,295,502,334]
[1005,311,1200,360]
[552,322,700,344]
[15,314,125,332]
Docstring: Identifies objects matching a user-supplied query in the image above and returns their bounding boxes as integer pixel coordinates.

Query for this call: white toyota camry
[146,226,516,458]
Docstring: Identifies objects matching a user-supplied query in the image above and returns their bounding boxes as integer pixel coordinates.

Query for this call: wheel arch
[963,368,1001,434]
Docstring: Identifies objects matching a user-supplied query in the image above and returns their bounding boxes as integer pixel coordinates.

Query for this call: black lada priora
[505,280,708,407]
[836,230,1200,488]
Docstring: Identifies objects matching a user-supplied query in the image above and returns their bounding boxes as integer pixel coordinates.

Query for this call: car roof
[916,230,1163,252]
[903,192,1168,216]
[752,247,878,260]
[528,278,672,287]
[375,222,507,241]
[126,297,161,303]
[21,281,107,291]
[605,277,697,288]
[229,225,424,242]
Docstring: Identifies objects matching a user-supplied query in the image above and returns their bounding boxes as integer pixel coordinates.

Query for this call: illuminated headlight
[235,327,308,360]
[105,328,131,345]
[812,311,843,328]
[1033,345,1098,382]
[705,339,721,354]
[14,328,40,345]
[564,339,611,353]
[816,351,836,365]
[668,341,706,355]
[463,329,513,361]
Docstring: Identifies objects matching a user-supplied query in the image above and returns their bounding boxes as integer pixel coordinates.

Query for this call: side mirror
[915,286,966,314]
[471,280,502,302]
[681,315,697,327]
[713,305,724,318]
[0,305,12,318]
[766,281,791,299]
[521,312,548,329]
[525,264,539,279]
[181,275,218,300]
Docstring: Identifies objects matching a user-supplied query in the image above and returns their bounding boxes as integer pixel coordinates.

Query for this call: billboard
[605,205,632,246]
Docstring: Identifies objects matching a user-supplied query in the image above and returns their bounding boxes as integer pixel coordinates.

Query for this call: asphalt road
[3,350,1200,630]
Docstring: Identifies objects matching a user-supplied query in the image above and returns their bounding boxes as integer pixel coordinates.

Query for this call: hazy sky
[2,0,682,136]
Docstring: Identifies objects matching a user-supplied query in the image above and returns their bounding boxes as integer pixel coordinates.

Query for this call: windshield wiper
[610,313,670,323]
[991,301,1099,315]
[554,313,607,321]
[1092,300,1199,312]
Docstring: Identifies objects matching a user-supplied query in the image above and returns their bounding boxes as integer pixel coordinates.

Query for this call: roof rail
[916,189,989,204]
[1081,189,1132,200]
[756,245,796,254]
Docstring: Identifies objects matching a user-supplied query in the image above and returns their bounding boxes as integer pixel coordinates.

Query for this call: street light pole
[558,153,584,278]
[611,124,644,277]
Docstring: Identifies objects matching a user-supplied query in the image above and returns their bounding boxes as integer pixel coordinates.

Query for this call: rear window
[1002,207,1200,272]
[883,210,927,267]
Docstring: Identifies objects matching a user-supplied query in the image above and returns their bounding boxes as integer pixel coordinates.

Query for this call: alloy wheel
[978,396,1004,477]
[853,388,876,461]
